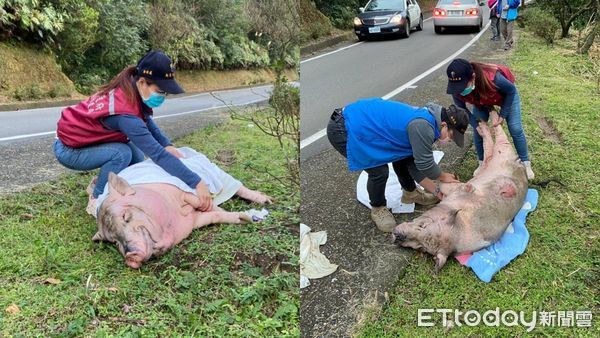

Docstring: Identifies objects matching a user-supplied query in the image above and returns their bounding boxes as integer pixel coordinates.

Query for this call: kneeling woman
[54,51,213,216]
[446,58,534,179]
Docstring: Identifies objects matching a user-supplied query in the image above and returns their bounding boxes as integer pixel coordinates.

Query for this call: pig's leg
[180,192,201,216]
[490,110,511,148]
[434,253,449,274]
[235,186,273,204]
[476,121,494,167]
[182,194,227,213]
[193,211,252,229]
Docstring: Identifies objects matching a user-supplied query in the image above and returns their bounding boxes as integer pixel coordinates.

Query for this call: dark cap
[136,50,184,94]
[441,104,469,148]
[446,58,473,95]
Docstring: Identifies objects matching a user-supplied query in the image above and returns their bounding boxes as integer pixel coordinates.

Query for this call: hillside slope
[0,42,80,104]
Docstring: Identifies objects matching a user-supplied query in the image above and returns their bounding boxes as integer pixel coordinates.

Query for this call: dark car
[354,0,423,41]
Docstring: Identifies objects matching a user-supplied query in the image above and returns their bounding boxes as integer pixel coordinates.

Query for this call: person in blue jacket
[497,0,520,50]
[326,98,468,232]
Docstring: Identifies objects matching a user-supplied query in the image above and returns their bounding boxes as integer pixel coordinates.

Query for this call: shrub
[13,83,43,100]
[0,0,65,45]
[148,0,224,70]
[524,7,560,44]
[48,84,70,98]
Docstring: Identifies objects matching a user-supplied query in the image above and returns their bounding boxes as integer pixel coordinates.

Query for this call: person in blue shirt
[497,0,520,50]
[326,98,468,232]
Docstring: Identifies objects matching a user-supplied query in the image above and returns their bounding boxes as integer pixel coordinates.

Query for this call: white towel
[300,223,338,288]
[96,147,242,215]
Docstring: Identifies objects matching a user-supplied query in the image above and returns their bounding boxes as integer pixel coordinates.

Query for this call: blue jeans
[469,92,529,162]
[53,139,145,198]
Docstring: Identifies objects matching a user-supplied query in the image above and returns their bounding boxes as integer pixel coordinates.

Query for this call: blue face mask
[460,83,475,96]
[142,91,166,108]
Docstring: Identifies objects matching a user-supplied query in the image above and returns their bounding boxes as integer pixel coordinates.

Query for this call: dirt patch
[536,115,563,143]
[231,251,293,275]
[215,149,237,167]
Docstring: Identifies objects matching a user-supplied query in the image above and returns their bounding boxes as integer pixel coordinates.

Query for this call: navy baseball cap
[426,102,469,148]
[136,50,184,94]
[446,58,473,95]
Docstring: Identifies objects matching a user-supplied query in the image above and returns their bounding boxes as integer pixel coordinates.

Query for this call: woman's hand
[439,172,460,183]
[195,181,213,212]
[165,146,184,158]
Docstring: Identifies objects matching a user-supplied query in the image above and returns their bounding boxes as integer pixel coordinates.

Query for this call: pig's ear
[92,231,104,241]
[434,254,448,274]
[108,172,135,197]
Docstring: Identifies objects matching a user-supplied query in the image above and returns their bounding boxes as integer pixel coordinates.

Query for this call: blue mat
[456,189,539,283]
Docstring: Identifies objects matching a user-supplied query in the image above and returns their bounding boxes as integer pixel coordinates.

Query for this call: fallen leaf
[19,213,34,219]
[43,278,61,285]
[107,287,119,292]
[5,304,20,314]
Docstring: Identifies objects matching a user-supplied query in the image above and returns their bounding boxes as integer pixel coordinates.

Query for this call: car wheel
[434,25,442,34]
[475,19,482,32]
[402,20,410,38]
[357,35,366,41]
[416,15,423,31]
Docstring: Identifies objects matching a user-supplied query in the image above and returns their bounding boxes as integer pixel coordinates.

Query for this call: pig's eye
[122,210,132,223]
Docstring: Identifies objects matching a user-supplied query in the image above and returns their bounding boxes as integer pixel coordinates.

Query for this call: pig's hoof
[255,193,273,205]
[239,213,253,223]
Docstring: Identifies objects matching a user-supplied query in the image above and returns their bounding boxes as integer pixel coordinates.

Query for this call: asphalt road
[299,5,508,337]
[0,85,273,143]
[0,85,274,194]
[300,5,491,159]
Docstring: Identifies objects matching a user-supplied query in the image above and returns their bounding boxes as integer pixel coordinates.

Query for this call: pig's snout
[391,228,407,244]
[125,251,144,269]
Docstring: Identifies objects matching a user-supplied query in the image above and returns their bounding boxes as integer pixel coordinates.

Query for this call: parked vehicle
[353,0,423,41]
[433,0,484,34]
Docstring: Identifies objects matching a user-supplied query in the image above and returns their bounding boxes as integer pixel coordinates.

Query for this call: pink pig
[93,172,271,268]
[392,111,528,273]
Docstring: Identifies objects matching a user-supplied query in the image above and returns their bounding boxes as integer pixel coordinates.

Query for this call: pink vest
[57,88,149,148]
[457,64,515,107]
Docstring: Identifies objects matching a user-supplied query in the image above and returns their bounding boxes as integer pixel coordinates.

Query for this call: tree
[577,3,599,54]
[537,0,598,38]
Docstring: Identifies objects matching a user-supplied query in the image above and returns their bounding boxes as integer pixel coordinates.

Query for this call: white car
[433,0,484,34]
[354,0,423,40]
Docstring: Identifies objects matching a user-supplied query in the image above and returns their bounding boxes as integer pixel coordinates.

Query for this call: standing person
[326,98,467,232]
[446,58,534,179]
[488,0,500,41]
[497,0,520,50]
[54,50,213,216]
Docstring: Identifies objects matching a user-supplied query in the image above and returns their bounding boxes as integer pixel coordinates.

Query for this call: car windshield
[438,0,477,4]
[364,0,406,12]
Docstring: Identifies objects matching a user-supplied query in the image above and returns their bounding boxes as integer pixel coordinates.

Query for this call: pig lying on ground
[92,147,272,268]
[392,111,528,273]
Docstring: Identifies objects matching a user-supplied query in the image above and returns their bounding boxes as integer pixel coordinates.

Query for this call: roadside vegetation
[357,25,599,338]
[0,0,299,95]
[0,109,299,335]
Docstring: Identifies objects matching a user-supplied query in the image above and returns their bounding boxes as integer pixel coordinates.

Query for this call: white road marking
[0,98,268,143]
[300,17,433,64]
[300,20,491,150]
[0,131,56,142]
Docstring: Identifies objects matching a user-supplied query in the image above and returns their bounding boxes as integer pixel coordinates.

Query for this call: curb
[300,10,434,58]
[0,99,82,112]
[301,32,356,56]
[0,83,278,113]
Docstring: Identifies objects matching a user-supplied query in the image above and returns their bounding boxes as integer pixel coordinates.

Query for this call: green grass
[0,116,299,336]
[357,32,599,336]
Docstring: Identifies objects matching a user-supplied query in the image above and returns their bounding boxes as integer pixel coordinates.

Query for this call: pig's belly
[446,181,524,254]
[133,183,199,243]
